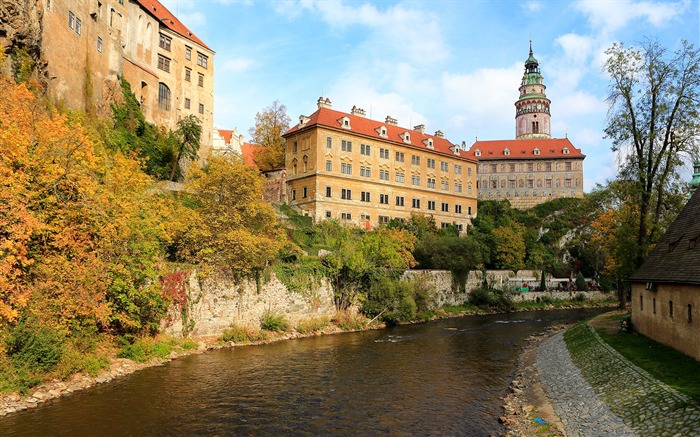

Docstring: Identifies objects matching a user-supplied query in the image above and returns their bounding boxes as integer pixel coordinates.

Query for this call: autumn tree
[181,154,285,276]
[170,114,202,181]
[248,100,290,171]
[492,225,526,270]
[604,38,700,267]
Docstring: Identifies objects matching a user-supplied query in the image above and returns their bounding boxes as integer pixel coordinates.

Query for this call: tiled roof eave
[472,155,585,160]
[628,277,700,286]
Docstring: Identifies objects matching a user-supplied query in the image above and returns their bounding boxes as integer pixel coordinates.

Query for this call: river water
[1,308,607,436]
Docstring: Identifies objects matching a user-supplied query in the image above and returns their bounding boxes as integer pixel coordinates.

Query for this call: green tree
[604,38,700,267]
[248,100,290,171]
[170,114,202,181]
[493,225,526,270]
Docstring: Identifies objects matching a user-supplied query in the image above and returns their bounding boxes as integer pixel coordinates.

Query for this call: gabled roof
[630,189,700,285]
[217,129,234,144]
[465,138,585,160]
[134,0,212,51]
[284,106,474,162]
[241,143,257,168]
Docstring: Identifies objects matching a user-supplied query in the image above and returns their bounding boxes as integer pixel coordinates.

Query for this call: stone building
[1,0,214,161]
[465,43,585,209]
[629,188,700,361]
[283,98,478,231]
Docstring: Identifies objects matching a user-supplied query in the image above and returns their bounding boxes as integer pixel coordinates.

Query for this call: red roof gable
[241,142,257,168]
[217,129,233,144]
[284,106,475,162]
[465,138,585,160]
[134,0,212,51]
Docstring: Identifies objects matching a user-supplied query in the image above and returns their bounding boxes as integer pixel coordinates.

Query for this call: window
[158,83,171,110]
[441,202,449,212]
[653,298,656,314]
[468,186,472,195]
[509,180,516,188]
[75,17,82,35]
[566,162,572,171]
[341,140,352,152]
[455,183,462,193]
[565,179,572,187]
[491,180,497,189]
[546,179,552,188]
[327,137,332,148]
[326,211,332,218]
[341,189,352,200]
[360,166,371,178]
[689,304,693,323]
[411,175,420,186]
[527,163,533,172]
[395,151,405,162]
[326,186,331,197]
[455,205,462,214]
[640,295,643,311]
[361,191,371,202]
[198,74,204,87]
[670,301,674,319]
[97,37,103,53]
[69,11,75,29]
[380,148,389,159]
[197,52,208,69]
[292,142,298,153]
[510,164,515,173]
[159,34,172,51]
[395,172,405,183]
[545,162,552,171]
[468,167,472,176]
[380,194,389,204]
[185,46,192,60]
[183,68,191,82]
[341,163,352,175]
[427,178,436,188]
[361,143,371,155]
[454,164,462,174]
[380,169,389,181]
[491,164,497,173]
[395,196,405,206]
[157,55,171,72]
[412,198,421,209]
[441,181,449,191]
[326,160,332,172]
[291,189,296,201]
[412,155,420,165]
[184,98,190,109]
[379,215,389,224]
[427,201,436,210]
[341,213,352,220]
[440,161,449,171]
[427,158,436,169]
[468,206,472,215]
[198,103,204,114]
[302,187,308,198]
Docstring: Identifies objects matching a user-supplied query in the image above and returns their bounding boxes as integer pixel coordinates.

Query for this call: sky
[159,0,700,192]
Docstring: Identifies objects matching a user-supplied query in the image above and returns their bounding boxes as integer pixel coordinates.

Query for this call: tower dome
[515,41,551,139]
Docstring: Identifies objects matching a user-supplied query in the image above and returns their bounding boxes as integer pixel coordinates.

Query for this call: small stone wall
[162,272,336,337]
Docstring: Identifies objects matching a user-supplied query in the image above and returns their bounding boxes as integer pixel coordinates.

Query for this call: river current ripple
[0,308,607,436]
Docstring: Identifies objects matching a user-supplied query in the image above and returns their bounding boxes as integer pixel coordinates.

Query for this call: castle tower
[515,41,551,139]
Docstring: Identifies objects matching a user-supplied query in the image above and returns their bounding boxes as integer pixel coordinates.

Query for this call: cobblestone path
[537,324,700,437]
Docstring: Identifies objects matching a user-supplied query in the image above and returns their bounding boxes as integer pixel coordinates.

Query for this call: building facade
[9,0,215,161]
[465,43,585,209]
[283,98,478,231]
[630,188,700,361]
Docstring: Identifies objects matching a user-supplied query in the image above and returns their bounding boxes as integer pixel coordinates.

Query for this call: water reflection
[1,308,607,436]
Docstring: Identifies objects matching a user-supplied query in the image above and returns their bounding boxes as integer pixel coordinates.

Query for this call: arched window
[158,83,171,110]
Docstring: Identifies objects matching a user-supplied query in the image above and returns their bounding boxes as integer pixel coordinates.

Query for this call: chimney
[413,124,425,134]
[317,97,332,109]
[435,130,444,138]
[385,115,398,126]
[351,105,366,118]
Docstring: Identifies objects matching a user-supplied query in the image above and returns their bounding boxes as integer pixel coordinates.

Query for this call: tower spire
[514,41,551,140]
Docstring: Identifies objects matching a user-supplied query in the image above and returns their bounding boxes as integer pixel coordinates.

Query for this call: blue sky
[160,0,699,191]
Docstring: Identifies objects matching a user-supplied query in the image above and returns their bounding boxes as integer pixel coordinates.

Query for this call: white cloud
[522,1,543,13]
[222,57,255,72]
[575,0,689,34]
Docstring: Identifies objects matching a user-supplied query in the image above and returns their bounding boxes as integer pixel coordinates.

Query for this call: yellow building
[8,0,215,162]
[283,98,478,231]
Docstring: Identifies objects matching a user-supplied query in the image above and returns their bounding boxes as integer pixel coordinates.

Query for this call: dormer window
[402,131,411,144]
[474,149,482,157]
[533,147,540,156]
[339,116,351,129]
[376,125,388,138]
[424,138,434,149]
[504,148,510,156]
[563,147,570,155]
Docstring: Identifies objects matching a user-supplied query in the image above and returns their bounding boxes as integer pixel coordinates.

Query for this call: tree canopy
[248,100,290,171]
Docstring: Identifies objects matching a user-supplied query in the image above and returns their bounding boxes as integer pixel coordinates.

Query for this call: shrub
[468,286,514,312]
[221,324,267,343]
[117,337,174,363]
[295,316,330,334]
[574,292,587,302]
[5,320,64,373]
[261,311,289,332]
[575,272,589,291]
[333,309,367,331]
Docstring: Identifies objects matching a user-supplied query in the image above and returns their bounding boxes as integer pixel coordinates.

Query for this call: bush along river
[0,308,608,436]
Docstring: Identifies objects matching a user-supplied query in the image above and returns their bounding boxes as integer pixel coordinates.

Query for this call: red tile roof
[284,106,475,162]
[465,138,585,160]
[134,0,212,51]
[241,142,257,168]
[217,129,233,144]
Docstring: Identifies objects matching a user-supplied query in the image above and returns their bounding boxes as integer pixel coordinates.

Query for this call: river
[0,308,607,436]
